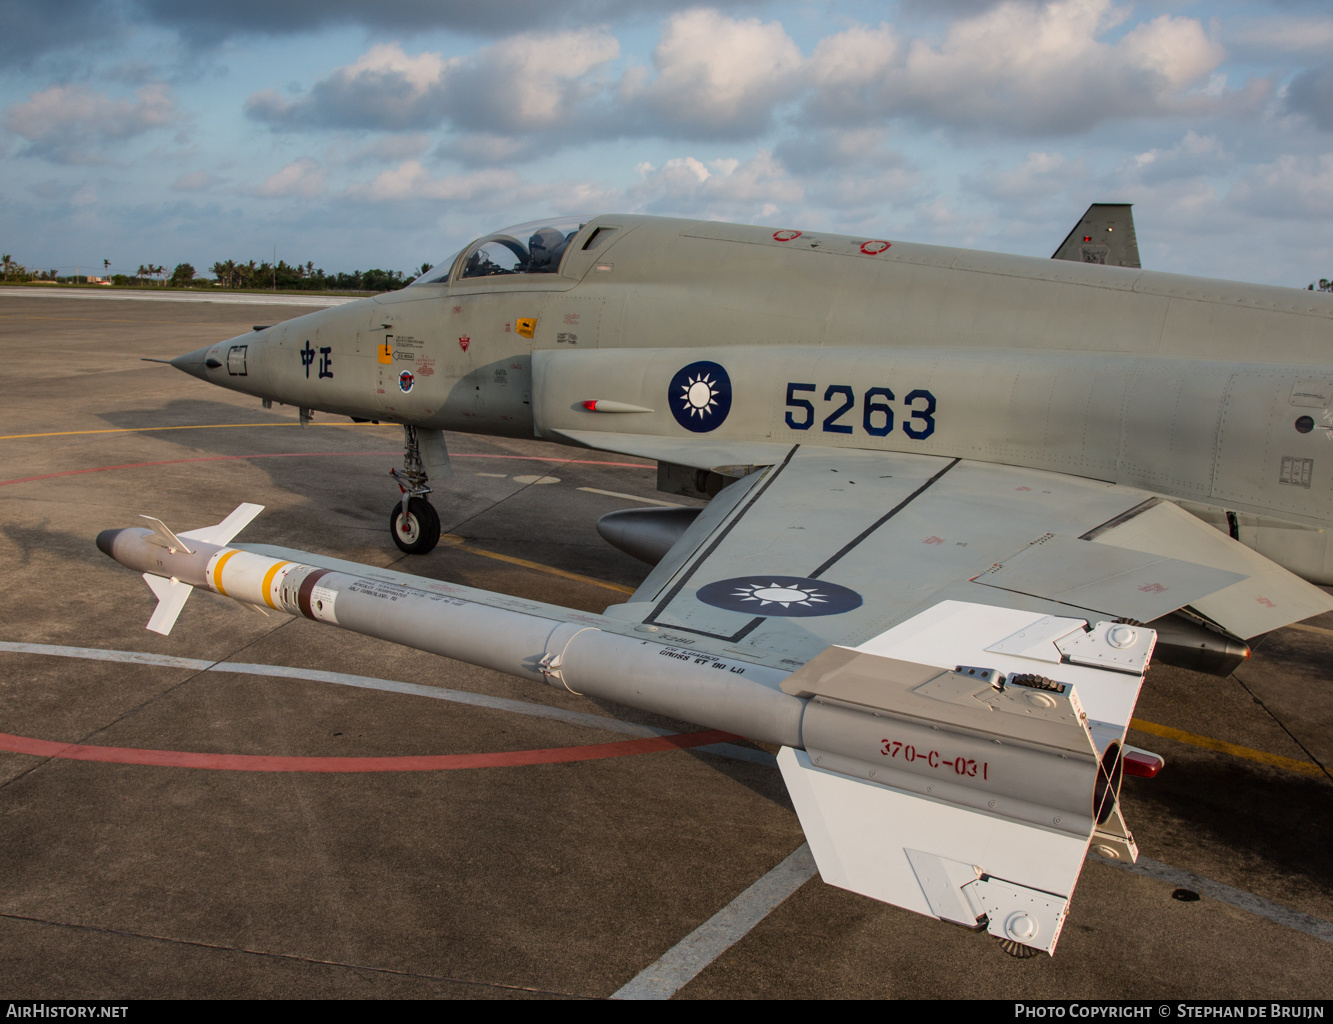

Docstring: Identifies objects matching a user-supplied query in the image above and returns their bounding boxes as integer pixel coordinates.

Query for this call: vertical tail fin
[1052,203,1140,268]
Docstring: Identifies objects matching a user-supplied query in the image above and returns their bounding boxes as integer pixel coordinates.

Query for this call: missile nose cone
[96,528,124,559]
[170,345,215,381]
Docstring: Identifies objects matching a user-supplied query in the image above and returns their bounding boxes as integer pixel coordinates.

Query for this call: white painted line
[0,642,773,765]
[0,641,214,671]
[577,487,684,508]
[475,472,508,478]
[612,843,817,1000]
[1094,854,1333,945]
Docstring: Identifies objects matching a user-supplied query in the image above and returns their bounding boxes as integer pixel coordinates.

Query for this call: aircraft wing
[593,443,1332,952]
[612,444,1330,648]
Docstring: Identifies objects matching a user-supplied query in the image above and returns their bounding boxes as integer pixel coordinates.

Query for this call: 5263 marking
[881,738,988,779]
[785,383,936,439]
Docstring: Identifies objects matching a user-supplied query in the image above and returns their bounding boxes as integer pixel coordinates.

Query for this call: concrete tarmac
[1,291,1331,999]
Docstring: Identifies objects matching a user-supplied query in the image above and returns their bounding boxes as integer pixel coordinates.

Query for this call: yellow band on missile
[211,549,240,596]
[260,560,291,609]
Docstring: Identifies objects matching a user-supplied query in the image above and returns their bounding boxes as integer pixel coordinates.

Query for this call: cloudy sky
[2,0,1332,286]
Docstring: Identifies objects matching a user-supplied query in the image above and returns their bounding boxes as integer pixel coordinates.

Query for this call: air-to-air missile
[96,208,1333,955]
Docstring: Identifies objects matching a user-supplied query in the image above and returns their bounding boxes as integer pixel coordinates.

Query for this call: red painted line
[0,728,739,772]
[0,452,653,488]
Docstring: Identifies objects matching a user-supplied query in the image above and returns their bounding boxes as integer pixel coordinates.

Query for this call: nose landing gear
[390,425,443,554]
[390,496,440,554]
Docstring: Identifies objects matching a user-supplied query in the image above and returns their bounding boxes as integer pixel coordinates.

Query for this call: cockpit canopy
[414,217,587,285]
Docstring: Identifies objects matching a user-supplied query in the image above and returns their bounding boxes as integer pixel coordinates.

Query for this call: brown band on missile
[297,569,331,620]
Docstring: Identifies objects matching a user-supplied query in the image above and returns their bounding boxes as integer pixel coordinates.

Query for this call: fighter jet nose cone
[96,529,124,559]
[170,345,214,381]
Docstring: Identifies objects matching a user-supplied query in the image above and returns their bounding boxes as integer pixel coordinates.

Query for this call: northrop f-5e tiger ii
[98,207,1333,956]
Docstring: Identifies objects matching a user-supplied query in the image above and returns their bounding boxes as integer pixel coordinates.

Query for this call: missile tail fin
[143,574,193,635]
[179,502,264,547]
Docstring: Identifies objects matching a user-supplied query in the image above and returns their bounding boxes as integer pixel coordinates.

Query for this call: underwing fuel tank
[97,504,1163,957]
[596,507,703,565]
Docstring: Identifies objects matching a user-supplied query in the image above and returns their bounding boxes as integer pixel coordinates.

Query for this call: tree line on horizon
[0,253,423,292]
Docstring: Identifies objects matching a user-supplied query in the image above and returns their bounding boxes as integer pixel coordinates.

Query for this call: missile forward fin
[143,574,194,635]
[179,502,265,547]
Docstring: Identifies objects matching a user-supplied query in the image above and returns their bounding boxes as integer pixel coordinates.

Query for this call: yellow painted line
[211,550,240,597]
[440,534,635,595]
[260,560,291,610]
[1285,622,1333,639]
[1130,718,1326,778]
[0,422,387,441]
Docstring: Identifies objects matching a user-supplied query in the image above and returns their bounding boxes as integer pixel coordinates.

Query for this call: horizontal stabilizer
[143,574,193,635]
[179,502,265,547]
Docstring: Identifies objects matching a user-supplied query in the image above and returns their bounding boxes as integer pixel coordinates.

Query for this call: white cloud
[5,83,176,163]
[251,157,326,198]
[1231,154,1333,219]
[451,30,620,134]
[247,31,619,135]
[627,9,803,138]
[341,158,621,221]
[629,150,803,218]
[1121,130,1228,185]
[344,159,520,202]
[805,0,1226,135]
[965,151,1089,202]
[245,44,456,131]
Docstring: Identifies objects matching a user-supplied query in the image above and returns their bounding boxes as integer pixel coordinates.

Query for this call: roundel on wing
[669,360,732,433]
[696,576,863,617]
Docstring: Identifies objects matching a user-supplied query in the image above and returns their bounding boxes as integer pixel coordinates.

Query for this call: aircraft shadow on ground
[1123,756,1333,889]
[98,399,299,432]
[2,518,113,572]
[1250,629,1333,679]
[575,692,795,811]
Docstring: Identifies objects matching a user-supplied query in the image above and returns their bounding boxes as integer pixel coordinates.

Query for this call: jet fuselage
[177,214,1333,583]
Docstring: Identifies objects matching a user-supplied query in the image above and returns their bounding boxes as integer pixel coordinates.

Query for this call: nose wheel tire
[390,497,441,554]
